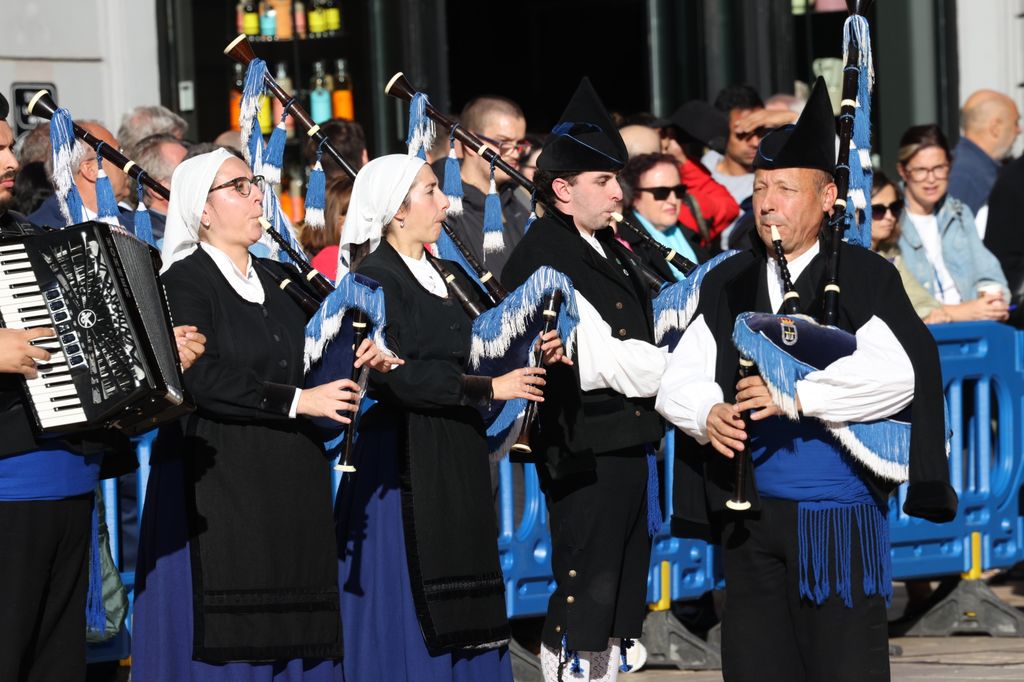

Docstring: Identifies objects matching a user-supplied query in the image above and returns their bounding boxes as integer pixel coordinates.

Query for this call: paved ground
[627,575,1024,681]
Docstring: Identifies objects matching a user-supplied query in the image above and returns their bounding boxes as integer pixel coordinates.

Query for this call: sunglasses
[637,185,686,201]
[871,199,903,220]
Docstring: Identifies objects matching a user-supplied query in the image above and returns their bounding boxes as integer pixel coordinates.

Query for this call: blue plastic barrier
[888,322,1024,577]
[88,320,1024,651]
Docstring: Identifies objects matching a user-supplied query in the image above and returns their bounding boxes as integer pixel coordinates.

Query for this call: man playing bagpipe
[655,78,958,681]
[503,78,670,681]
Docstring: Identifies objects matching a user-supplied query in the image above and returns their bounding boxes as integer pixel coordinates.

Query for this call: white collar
[200,242,265,304]
[577,228,607,258]
[398,250,448,299]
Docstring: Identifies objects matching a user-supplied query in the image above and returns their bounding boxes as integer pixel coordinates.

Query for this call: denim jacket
[898,195,1009,302]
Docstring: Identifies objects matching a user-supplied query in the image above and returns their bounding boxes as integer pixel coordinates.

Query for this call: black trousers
[720,498,890,682]
[539,449,651,651]
[0,495,92,682]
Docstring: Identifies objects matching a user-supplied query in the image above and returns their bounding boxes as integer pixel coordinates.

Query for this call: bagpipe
[725,0,922,510]
[224,35,580,463]
[25,90,328,315]
[382,70,750,359]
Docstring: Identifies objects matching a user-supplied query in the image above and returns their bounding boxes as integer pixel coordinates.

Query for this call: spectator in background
[127,133,189,242]
[947,90,1020,215]
[212,130,243,155]
[869,171,949,323]
[302,118,368,178]
[703,85,765,208]
[117,104,188,154]
[617,152,706,281]
[435,96,531,280]
[14,123,51,165]
[11,162,52,215]
[28,121,135,232]
[663,101,740,249]
[619,124,661,157]
[982,154,1024,323]
[896,124,1009,322]
[301,175,352,281]
[518,134,543,183]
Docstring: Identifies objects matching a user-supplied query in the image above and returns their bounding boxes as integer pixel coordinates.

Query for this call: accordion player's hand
[174,325,207,372]
[0,327,55,379]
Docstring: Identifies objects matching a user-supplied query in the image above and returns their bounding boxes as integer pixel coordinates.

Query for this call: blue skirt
[132,454,344,682]
[335,422,513,682]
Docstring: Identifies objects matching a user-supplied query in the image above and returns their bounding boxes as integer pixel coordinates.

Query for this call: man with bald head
[619,124,661,157]
[28,121,135,230]
[948,89,1021,214]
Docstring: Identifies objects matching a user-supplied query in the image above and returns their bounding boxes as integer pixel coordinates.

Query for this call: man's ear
[551,177,572,204]
[78,157,98,183]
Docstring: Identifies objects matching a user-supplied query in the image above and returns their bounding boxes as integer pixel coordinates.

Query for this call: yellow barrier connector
[961,531,983,581]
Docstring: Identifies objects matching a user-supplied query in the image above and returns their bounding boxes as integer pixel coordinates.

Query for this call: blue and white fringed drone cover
[48,107,87,227]
[237,76,308,268]
[304,272,387,372]
[652,250,741,350]
[731,311,919,483]
[302,273,387,452]
[467,266,580,461]
[840,13,875,248]
[405,91,435,160]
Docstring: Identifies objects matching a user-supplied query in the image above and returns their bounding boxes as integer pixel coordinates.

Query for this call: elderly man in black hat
[503,79,669,680]
[655,78,957,681]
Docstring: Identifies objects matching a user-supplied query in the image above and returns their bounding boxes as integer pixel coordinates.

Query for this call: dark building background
[156,0,959,174]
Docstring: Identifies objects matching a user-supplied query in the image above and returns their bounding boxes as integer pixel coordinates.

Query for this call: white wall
[956,0,1024,156]
[0,0,161,136]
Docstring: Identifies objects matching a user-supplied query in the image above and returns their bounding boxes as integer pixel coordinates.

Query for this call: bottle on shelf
[229,62,245,131]
[258,89,273,135]
[242,1,260,37]
[260,8,277,40]
[324,0,342,35]
[268,0,293,40]
[272,62,296,139]
[308,1,326,39]
[294,1,307,39]
[332,58,354,121]
[309,60,333,125]
[236,2,246,35]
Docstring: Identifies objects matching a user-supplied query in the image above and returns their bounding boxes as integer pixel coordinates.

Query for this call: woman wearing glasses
[133,150,392,681]
[616,152,707,281]
[896,124,1009,322]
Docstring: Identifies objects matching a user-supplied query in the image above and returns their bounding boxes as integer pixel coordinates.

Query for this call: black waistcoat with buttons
[502,209,665,480]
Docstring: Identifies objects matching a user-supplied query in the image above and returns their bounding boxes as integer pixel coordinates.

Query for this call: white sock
[540,639,621,682]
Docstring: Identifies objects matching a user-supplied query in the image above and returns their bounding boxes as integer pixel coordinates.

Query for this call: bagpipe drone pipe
[224,36,582,462]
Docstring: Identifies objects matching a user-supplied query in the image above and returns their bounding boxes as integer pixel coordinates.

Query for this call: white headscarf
[159,148,234,274]
[336,154,425,280]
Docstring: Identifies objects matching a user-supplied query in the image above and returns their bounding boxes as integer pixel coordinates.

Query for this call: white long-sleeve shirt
[655,243,916,443]
[570,228,669,399]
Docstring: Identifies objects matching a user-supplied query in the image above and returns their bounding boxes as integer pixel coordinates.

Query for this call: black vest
[502,209,665,479]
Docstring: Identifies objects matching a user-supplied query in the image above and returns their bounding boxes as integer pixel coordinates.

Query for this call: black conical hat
[537,77,627,173]
[753,77,836,174]
[0,93,8,121]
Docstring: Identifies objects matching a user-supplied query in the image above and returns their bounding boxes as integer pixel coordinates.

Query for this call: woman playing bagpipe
[131,149,394,681]
[334,154,568,681]
[655,75,958,681]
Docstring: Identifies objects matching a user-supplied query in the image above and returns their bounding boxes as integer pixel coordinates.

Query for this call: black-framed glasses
[871,200,904,220]
[636,184,686,201]
[904,164,950,182]
[209,175,265,197]
[476,133,532,158]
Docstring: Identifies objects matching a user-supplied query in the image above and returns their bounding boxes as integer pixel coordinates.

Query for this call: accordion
[0,221,190,434]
